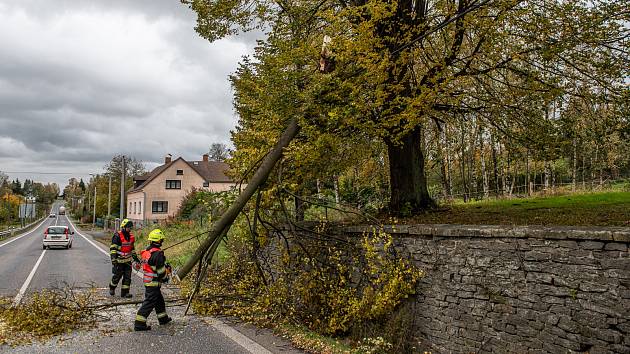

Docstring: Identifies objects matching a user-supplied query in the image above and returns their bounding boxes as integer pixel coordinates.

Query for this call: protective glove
[132,253,140,263]
[111,258,117,266]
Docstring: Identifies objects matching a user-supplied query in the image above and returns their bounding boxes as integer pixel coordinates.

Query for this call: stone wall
[343,224,630,353]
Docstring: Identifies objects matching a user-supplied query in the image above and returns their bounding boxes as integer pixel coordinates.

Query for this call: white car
[49,213,56,218]
[43,226,74,249]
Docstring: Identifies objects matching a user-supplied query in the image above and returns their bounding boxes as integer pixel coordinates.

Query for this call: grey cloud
[0,0,259,188]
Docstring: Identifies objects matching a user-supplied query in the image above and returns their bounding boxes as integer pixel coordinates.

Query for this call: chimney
[202,154,209,162]
[165,154,172,164]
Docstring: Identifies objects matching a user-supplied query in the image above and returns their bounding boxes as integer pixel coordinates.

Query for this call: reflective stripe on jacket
[141,247,162,287]
[117,231,135,259]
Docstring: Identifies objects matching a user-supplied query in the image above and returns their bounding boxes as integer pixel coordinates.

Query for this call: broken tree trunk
[176,118,300,281]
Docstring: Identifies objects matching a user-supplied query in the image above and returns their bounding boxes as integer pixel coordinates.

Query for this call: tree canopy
[184,0,629,214]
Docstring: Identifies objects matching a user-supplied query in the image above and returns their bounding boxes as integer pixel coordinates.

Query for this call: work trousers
[135,286,168,325]
[110,262,132,295]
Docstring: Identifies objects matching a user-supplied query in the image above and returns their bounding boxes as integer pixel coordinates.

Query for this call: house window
[203,182,209,187]
[166,180,182,189]
[139,202,142,215]
[129,202,132,213]
[152,201,168,213]
[133,202,137,214]
[176,169,183,175]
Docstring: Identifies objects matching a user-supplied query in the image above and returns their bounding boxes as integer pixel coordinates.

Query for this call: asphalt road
[0,201,143,299]
[0,202,303,354]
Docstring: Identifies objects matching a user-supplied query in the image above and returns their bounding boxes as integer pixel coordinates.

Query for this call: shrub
[188,226,422,353]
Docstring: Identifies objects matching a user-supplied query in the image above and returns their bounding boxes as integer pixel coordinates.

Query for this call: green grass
[405,191,630,227]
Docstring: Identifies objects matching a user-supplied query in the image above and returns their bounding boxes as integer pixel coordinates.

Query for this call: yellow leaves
[0,290,96,345]
[189,223,423,351]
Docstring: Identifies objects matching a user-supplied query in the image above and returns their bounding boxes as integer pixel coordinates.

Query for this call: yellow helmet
[148,229,165,242]
[121,219,133,229]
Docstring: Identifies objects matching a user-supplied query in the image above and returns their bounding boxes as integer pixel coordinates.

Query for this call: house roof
[127,157,233,194]
[186,160,233,183]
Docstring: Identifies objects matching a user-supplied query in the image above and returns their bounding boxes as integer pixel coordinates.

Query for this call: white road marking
[65,216,109,257]
[211,318,273,354]
[13,249,47,306]
[0,216,49,250]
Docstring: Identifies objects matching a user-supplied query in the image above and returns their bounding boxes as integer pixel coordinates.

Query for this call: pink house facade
[126,154,238,225]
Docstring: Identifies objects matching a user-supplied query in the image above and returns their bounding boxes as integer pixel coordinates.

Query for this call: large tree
[184,0,628,214]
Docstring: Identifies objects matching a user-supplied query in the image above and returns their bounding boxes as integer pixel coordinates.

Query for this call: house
[126,154,238,225]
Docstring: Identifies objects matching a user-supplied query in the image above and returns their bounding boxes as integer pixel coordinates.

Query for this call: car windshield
[47,227,67,234]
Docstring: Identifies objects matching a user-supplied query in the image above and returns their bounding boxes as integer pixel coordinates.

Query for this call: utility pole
[93,182,97,228]
[119,156,126,220]
[87,189,91,221]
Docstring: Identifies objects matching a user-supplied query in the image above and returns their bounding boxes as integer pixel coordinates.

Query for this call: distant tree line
[0,172,60,225]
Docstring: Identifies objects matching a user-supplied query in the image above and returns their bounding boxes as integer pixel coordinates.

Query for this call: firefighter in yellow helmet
[109,219,139,298]
[134,228,173,331]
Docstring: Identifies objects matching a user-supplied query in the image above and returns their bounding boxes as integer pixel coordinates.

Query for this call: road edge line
[211,318,274,354]
[13,249,47,306]
[66,216,109,257]
[0,217,49,250]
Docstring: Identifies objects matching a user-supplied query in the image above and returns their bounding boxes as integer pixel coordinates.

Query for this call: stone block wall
[344,224,630,353]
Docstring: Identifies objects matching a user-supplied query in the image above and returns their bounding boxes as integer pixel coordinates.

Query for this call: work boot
[134,322,151,331]
[159,316,173,325]
[121,292,133,299]
[109,287,115,296]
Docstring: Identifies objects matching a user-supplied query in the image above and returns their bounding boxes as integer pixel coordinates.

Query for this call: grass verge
[404,191,630,226]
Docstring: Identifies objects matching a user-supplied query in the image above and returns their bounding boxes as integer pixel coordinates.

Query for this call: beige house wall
[126,159,241,225]
[127,193,144,224]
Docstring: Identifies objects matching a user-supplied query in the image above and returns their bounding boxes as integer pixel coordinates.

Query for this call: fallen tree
[176,118,300,280]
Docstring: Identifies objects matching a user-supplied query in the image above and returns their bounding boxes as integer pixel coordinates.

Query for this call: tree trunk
[582,150,586,190]
[446,126,453,198]
[590,152,594,189]
[500,144,507,197]
[386,125,434,213]
[469,122,478,199]
[507,150,514,196]
[572,138,577,192]
[526,149,531,196]
[544,161,550,193]
[480,128,489,199]
[491,132,499,197]
[437,125,451,200]
[460,123,468,202]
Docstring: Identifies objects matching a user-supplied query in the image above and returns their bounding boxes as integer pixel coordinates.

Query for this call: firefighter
[109,219,139,298]
[134,228,173,331]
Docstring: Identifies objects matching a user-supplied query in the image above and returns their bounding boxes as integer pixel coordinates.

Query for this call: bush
[188,226,422,353]
[177,188,238,222]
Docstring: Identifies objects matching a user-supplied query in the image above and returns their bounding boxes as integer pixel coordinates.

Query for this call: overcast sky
[0,0,256,189]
